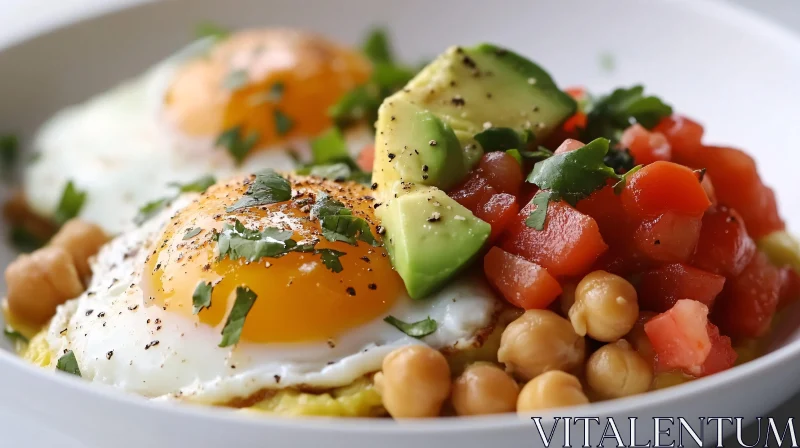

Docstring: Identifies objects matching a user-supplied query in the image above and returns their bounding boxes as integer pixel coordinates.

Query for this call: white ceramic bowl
[2,1,800,447]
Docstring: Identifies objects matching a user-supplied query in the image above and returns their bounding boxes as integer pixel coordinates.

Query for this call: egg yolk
[164,29,371,150]
[141,175,402,344]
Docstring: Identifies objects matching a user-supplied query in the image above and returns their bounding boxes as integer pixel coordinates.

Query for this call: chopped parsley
[311,193,379,246]
[525,138,641,229]
[134,197,172,225]
[582,85,672,143]
[1,134,18,169]
[216,126,259,165]
[474,127,531,152]
[329,86,380,129]
[215,219,297,262]
[194,21,229,40]
[8,226,45,253]
[222,69,249,90]
[4,326,28,344]
[519,146,554,161]
[362,28,393,64]
[219,286,258,347]
[183,227,202,240]
[384,316,437,338]
[225,169,292,212]
[273,109,294,136]
[56,350,81,376]
[317,248,346,273]
[297,128,370,183]
[192,281,213,314]
[268,82,285,102]
[170,174,216,193]
[53,181,87,225]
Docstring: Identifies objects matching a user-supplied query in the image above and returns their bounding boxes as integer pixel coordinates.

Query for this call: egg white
[44,196,499,404]
[23,39,373,235]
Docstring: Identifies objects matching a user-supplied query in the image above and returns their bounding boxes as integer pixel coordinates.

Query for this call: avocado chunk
[372,97,466,191]
[378,185,491,299]
[758,230,800,274]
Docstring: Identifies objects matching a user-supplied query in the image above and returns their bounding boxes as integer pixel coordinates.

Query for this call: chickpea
[49,219,109,281]
[586,340,653,399]
[498,310,585,382]
[517,371,589,412]
[625,311,658,365]
[569,271,639,342]
[6,246,84,325]
[451,363,519,416]
[377,345,451,418]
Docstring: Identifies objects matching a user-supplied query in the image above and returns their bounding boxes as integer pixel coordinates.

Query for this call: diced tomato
[478,152,523,196]
[620,124,672,165]
[678,146,784,238]
[691,206,756,277]
[645,299,712,372]
[356,145,375,172]
[563,113,587,134]
[476,193,519,243]
[483,246,562,310]
[637,264,725,313]
[519,183,539,206]
[687,323,737,377]
[592,246,651,277]
[634,212,702,263]
[554,138,585,155]
[448,171,497,212]
[564,87,587,101]
[621,161,711,220]
[653,115,704,161]
[577,184,630,246]
[712,252,781,338]
[500,200,608,278]
[700,173,717,206]
[778,267,800,310]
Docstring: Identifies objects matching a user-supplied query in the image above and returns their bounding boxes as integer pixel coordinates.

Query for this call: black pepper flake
[422,174,429,180]
[98,312,105,318]
[486,93,493,99]
[373,202,382,209]
[128,305,139,311]
[85,309,94,316]
[376,225,385,235]
[106,351,113,360]
[462,55,477,69]
[451,96,465,106]
[422,165,429,172]
[155,318,161,324]
[360,256,371,263]
[391,116,396,121]
[654,240,662,245]
[346,287,356,296]
[429,140,437,146]
[370,182,378,190]
[60,328,68,335]
[368,283,377,290]
[388,153,396,160]
[274,375,281,383]
[145,340,160,350]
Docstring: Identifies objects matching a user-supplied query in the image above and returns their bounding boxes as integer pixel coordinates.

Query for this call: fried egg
[24,29,373,234]
[43,175,499,404]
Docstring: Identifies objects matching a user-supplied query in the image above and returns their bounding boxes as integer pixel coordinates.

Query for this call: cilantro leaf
[519,146,554,161]
[328,85,380,129]
[526,138,618,206]
[311,128,351,166]
[195,21,229,40]
[273,109,294,136]
[371,63,414,90]
[268,82,285,102]
[226,169,291,212]
[474,127,527,152]
[312,193,380,246]
[613,164,643,194]
[56,350,81,377]
[384,316,437,338]
[525,191,552,231]
[4,326,28,344]
[170,174,216,193]
[223,69,248,90]
[362,28,394,64]
[183,227,202,240]
[582,85,672,143]
[317,248,346,273]
[216,219,297,262]
[219,286,257,347]
[192,281,213,314]
[1,134,18,169]
[53,181,87,225]
[505,149,523,166]
[306,163,353,182]
[217,126,259,165]
[135,196,172,225]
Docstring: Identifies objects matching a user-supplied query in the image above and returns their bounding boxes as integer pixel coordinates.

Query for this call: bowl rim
[2,0,800,433]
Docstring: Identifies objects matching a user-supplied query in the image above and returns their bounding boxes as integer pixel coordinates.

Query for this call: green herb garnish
[525,191,552,231]
[170,174,216,193]
[362,28,393,64]
[317,248,346,273]
[223,69,249,90]
[273,110,294,136]
[311,193,379,246]
[8,226,45,253]
[268,82,285,103]
[1,134,19,169]
[225,169,292,212]
[134,197,172,225]
[311,128,351,165]
[582,85,672,143]
[56,350,81,376]
[329,86,380,129]
[192,281,213,314]
[183,227,202,240]
[53,181,87,225]
[195,21,229,40]
[216,126,260,165]
[215,219,297,262]
[383,316,437,338]
[219,286,258,347]
[4,326,28,344]
[506,149,523,166]
[474,127,529,152]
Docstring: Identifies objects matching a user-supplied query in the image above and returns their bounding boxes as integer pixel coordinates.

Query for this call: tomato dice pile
[447,96,797,382]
